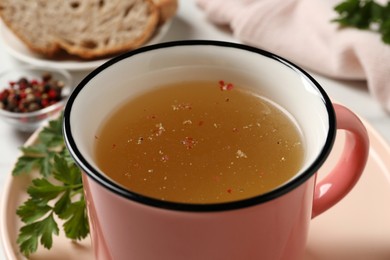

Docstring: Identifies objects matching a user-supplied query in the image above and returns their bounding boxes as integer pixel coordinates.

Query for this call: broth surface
[94,80,304,203]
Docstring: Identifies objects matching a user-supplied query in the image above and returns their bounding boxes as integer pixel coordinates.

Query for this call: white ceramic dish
[0,20,172,71]
[1,113,390,259]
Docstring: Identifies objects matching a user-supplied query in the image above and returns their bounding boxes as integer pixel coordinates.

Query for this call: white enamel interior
[69,44,330,185]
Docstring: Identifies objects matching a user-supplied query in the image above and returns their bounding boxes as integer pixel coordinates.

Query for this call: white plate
[2,115,390,259]
[0,20,172,71]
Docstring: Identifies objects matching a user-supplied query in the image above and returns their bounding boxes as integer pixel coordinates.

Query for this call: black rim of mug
[63,40,336,212]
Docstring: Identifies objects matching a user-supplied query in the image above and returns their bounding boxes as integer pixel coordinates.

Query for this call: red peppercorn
[41,99,49,108]
[19,91,27,99]
[48,89,58,99]
[30,79,38,85]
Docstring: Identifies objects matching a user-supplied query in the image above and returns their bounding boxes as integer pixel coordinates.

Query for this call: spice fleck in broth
[94,81,304,204]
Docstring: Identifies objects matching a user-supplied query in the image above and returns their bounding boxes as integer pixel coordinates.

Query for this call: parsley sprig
[12,115,89,257]
[333,0,390,44]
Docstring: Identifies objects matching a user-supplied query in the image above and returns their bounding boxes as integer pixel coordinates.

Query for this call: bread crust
[0,17,62,57]
[153,0,178,24]
[0,0,170,59]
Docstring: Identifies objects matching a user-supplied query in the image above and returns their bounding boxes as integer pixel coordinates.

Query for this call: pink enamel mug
[63,41,369,260]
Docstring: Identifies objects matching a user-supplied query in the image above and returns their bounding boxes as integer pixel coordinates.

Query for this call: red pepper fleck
[227,188,232,194]
[218,80,234,91]
[198,120,204,126]
[112,144,117,149]
[212,176,221,182]
[146,114,157,120]
[182,136,197,149]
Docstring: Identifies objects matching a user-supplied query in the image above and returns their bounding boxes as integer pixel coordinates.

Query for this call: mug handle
[311,103,370,218]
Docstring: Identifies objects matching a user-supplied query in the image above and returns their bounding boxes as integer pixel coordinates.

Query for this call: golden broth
[94,80,304,204]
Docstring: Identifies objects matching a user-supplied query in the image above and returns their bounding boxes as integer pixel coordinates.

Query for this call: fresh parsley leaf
[38,117,64,148]
[381,19,390,44]
[16,213,59,257]
[27,178,67,201]
[51,155,88,240]
[20,143,47,155]
[333,0,390,45]
[16,198,52,224]
[53,190,71,217]
[61,200,89,240]
[333,0,372,28]
[12,156,41,177]
[14,114,89,257]
[12,115,65,177]
[12,154,54,178]
[52,155,82,186]
[60,147,77,166]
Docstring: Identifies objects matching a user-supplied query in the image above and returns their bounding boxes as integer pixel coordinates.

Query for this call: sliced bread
[0,0,175,59]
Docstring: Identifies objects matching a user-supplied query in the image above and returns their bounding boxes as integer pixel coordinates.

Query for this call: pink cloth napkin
[196,0,390,112]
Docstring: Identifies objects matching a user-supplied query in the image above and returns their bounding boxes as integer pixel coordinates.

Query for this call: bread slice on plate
[0,0,177,59]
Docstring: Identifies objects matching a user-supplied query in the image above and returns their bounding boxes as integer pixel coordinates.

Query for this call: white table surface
[1,1,389,259]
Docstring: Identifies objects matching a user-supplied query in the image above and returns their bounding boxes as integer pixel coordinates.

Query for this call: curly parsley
[12,115,89,257]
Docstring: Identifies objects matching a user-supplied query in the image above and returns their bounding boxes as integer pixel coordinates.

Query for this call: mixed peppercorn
[0,73,64,113]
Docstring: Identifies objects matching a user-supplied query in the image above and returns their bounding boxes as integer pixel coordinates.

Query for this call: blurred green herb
[333,0,390,44]
[13,115,89,257]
